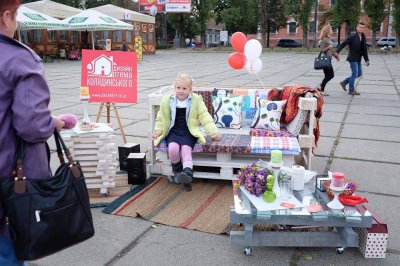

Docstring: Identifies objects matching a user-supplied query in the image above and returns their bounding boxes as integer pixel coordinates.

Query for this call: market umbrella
[17,5,68,31]
[61,9,133,49]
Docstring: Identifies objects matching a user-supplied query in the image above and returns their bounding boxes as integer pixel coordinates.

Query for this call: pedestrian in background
[316,24,340,96]
[335,22,370,96]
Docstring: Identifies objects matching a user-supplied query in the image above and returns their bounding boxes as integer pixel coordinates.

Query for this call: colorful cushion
[212,96,243,129]
[286,109,308,136]
[251,98,287,130]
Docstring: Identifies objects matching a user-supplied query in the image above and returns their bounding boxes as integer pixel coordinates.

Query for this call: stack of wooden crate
[61,123,118,195]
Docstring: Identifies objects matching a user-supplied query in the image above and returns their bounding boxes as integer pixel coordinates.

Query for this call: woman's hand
[153,131,162,140]
[212,134,221,142]
[333,52,340,62]
[54,117,65,132]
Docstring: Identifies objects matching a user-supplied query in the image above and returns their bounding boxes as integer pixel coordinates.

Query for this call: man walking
[335,22,369,96]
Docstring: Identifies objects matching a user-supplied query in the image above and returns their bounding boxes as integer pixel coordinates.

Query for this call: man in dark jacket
[336,22,370,96]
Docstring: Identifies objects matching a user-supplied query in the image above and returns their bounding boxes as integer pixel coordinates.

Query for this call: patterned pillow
[251,98,287,130]
[286,109,308,136]
[212,96,243,129]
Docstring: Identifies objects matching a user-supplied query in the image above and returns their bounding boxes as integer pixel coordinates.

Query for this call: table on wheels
[230,180,373,255]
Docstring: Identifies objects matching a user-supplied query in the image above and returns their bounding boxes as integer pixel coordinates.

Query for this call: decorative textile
[268,84,324,146]
[251,98,287,130]
[195,90,213,115]
[157,134,299,155]
[250,136,301,155]
[286,109,308,136]
[250,128,294,138]
[103,176,234,234]
[212,96,243,129]
[212,88,232,97]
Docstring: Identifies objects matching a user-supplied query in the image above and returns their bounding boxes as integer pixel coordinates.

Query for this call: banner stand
[96,102,127,144]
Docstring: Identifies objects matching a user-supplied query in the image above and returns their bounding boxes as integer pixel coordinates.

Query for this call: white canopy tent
[61,9,134,49]
[17,5,68,41]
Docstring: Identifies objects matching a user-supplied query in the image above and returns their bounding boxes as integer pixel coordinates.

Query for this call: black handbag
[314,52,332,70]
[0,130,94,261]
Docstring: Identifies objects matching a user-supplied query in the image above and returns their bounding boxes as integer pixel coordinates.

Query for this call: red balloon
[228,52,245,70]
[231,32,247,52]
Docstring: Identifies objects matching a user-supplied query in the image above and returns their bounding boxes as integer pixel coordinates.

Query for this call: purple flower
[237,163,270,197]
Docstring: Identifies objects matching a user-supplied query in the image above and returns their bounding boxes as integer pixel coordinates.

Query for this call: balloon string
[256,74,267,90]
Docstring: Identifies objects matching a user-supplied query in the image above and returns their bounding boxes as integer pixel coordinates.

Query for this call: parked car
[377,37,396,47]
[277,39,302,48]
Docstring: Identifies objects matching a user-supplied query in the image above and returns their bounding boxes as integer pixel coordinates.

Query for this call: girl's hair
[319,25,332,40]
[175,73,193,88]
[0,0,20,16]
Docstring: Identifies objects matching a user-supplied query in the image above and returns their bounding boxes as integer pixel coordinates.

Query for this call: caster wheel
[336,247,344,254]
[244,246,252,256]
[101,192,109,197]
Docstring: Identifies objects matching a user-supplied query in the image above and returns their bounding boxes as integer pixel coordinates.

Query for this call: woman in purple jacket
[0,1,67,264]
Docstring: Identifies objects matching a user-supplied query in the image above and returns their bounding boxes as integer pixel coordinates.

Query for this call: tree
[192,0,217,48]
[220,0,259,34]
[215,0,229,25]
[84,0,111,9]
[284,0,314,48]
[167,13,192,48]
[332,0,361,42]
[259,0,286,48]
[394,0,400,46]
[364,0,386,47]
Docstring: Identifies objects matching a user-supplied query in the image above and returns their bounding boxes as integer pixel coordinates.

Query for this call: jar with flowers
[237,163,269,197]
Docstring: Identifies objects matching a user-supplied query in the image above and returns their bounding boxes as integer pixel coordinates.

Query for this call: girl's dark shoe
[171,162,183,184]
[179,167,194,192]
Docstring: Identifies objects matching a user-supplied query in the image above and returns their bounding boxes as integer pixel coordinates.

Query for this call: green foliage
[332,0,361,37]
[394,0,400,40]
[259,0,286,47]
[192,0,217,46]
[364,0,386,31]
[283,0,314,47]
[215,0,230,25]
[84,0,112,9]
[220,0,259,34]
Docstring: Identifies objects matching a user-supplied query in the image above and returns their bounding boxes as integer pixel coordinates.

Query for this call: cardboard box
[354,204,388,258]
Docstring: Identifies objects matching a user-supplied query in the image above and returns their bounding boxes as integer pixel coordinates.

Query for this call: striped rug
[89,172,131,208]
[103,176,234,234]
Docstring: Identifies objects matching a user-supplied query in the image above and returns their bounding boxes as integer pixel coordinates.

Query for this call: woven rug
[103,176,234,234]
[89,172,131,208]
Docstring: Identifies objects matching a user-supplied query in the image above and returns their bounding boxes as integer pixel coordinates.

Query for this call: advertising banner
[139,0,191,13]
[81,50,137,103]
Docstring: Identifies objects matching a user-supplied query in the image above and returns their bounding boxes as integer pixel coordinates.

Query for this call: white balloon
[245,58,263,75]
[244,39,262,61]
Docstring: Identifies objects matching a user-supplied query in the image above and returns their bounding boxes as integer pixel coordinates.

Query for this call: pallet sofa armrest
[297,97,317,170]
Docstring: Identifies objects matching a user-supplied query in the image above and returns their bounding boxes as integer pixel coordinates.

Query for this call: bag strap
[12,130,82,194]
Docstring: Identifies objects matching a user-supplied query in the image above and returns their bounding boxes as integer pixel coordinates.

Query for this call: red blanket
[268,84,324,147]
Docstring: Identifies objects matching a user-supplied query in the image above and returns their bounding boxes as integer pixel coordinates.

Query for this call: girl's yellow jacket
[154,93,219,146]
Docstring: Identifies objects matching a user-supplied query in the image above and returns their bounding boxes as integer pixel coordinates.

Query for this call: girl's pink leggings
[168,142,193,164]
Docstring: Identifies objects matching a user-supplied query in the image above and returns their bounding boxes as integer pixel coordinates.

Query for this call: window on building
[288,22,296,34]
[101,31,110,40]
[71,31,79,43]
[47,31,56,42]
[113,30,123,42]
[148,32,154,43]
[270,22,278,34]
[126,31,133,42]
[60,31,68,42]
[309,21,316,34]
[31,30,42,43]
[20,30,29,44]
[142,32,147,43]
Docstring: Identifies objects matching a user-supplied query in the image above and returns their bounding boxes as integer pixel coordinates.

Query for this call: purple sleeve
[12,58,55,143]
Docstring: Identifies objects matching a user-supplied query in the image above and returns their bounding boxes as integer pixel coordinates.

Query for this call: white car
[377,37,396,47]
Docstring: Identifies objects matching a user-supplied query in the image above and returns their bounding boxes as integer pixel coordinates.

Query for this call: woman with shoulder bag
[1,1,78,264]
[316,25,340,96]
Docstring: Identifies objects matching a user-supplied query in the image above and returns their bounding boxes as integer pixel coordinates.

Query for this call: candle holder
[327,184,345,213]
[79,87,94,131]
